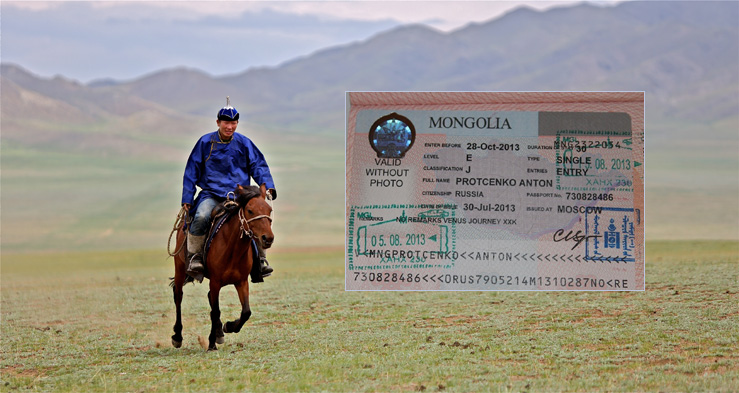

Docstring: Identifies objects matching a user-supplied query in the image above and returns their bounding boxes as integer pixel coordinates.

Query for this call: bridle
[224,191,274,240]
[238,207,272,239]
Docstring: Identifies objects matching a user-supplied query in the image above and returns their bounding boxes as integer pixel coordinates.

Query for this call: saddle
[187,200,263,283]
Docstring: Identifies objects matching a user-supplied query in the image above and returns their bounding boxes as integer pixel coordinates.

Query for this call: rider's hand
[182,203,191,212]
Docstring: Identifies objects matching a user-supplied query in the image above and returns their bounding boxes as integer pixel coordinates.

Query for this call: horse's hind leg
[171,237,186,348]
[223,280,251,334]
[207,282,223,351]
[171,270,185,348]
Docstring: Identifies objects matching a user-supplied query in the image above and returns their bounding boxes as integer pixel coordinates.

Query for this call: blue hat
[217,96,240,121]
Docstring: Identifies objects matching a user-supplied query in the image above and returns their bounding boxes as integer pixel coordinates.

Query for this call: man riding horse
[182,98,276,281]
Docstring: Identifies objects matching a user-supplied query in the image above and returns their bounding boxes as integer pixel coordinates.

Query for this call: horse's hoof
[171,339,182,348]
[222,324,230,334]
[216,336,225,345]
[207,346,218,351]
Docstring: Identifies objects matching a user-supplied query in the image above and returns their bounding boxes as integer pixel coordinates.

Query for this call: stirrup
[260,257,273,277]
[186,254,205,283]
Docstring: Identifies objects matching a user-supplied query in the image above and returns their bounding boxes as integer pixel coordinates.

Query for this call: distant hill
[1,64,205,159]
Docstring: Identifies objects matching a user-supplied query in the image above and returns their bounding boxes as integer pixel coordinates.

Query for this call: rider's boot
[257,245,273,277]
[186,233,206,282]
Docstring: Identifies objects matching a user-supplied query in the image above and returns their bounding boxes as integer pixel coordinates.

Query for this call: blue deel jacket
[182,131,276,209]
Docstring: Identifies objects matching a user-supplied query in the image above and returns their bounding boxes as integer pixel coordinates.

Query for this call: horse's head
[236,184,274,249]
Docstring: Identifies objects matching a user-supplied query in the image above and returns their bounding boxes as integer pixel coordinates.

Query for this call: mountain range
[3,1,738,133]
[1,1,737,250]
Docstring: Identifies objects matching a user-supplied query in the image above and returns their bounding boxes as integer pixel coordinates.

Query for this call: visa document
[346,92,645,291]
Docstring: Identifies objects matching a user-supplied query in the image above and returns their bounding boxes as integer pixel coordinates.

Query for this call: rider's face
[217,120,238,140]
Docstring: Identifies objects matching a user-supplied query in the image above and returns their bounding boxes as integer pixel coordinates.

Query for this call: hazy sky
[2,1,620,83]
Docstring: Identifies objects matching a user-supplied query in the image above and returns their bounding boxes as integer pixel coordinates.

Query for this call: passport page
[346,92,645,291]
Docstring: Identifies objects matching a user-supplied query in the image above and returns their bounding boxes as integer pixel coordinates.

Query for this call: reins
[167,191,274,256]
[167,206,191,257]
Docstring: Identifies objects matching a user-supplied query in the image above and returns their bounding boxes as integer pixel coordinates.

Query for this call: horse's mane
[235,185,262,206]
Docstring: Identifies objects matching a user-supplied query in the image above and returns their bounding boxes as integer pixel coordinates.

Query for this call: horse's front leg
[207,282,223,351]
[223,280,251,334]
[206,290,225,345]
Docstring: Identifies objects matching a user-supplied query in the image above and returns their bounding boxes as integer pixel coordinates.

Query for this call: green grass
[0,129,345,252]
[646,116,739,240]
[1,241,737,392]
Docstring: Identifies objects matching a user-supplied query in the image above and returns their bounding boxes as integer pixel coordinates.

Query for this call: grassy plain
[1,241,737,392]
[0,128,345,252]
[646,116,739,240]
[1,110,737,391]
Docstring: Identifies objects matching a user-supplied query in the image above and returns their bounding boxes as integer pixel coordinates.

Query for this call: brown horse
[170,184,274,351]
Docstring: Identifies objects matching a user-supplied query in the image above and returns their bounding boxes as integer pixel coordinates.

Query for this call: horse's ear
[237,184,244,190]
[260,183,267,199]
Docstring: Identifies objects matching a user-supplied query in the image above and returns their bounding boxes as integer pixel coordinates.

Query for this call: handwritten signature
[553,229,601,250]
